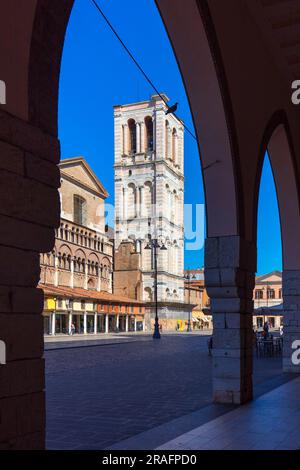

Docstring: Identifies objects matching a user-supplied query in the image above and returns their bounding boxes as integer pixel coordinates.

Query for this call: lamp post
[184,270,196,332]
[144,236,167,339]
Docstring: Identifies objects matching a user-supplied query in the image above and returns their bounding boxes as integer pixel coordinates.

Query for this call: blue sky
[58,0,282,275]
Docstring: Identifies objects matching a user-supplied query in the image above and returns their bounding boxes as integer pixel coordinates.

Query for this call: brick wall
[0,109,60,449]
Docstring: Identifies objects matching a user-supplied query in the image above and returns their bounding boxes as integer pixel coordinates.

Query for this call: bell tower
[114,94,190,330]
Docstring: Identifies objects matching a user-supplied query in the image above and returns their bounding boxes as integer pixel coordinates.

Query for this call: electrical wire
[90,0,197,141]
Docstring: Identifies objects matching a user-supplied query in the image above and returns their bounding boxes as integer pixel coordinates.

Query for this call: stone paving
[157,377,300,450]
[45,334,289,450]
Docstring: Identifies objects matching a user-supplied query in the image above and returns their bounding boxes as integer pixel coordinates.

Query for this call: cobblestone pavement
[45,335,286,450]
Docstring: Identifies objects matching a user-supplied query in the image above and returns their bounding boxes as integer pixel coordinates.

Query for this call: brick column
[205,236,256,405]
[282,270,300,373]
[0,109,60,449]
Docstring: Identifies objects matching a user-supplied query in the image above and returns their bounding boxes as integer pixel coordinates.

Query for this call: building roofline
[59,156,109,199]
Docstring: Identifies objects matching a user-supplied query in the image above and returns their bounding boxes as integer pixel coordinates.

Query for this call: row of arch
[40,250,112,278]
[122,116,181,167]
[144,287,180,302]
[57,222,109,253]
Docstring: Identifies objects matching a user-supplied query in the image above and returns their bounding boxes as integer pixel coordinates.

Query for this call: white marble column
[152,116,156,152]
[116,314,119,330]
[51,312,56,336]
[136,122,140,153]
[122,124,125,155]
[124,123,128,155]
[105,314,109,334]
[125,315,129,333]
[134,317,137,332]
[84,262,88,290]
[168,127,172,159]
[136,186,140,217]
[70,258,74,288]
[139,186,144,217]
[83,313,87,335]
[97,270,101,292]
[174,134,178,165]
[123,187,127,220]
[54,256,59,287]
[143,318,146,332]
[68,312,72,335]
[140,121,145,153]
[94,313,98,334]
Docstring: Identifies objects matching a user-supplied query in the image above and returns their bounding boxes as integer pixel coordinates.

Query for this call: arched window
[73,195,87,225]
[128,119,137,154]
[145,116,153,151]
[144,287,153,302]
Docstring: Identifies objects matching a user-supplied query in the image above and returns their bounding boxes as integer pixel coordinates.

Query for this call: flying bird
[165,102,178,115]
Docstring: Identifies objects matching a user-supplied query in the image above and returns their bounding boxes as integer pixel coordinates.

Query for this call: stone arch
[254,112,300,271]
[128,118,137,154]
[127,182,137,219]
[57,243,72,257]
[144,287,153,302]
[157,0,241,237]
[144,116,153,151]
[144,181,153,217]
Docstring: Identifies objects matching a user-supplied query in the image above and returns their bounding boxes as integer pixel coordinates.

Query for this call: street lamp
[184,270,196,332]
[145,236,167,339]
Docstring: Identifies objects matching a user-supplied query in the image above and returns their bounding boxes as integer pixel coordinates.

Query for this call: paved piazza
[45,334,289,450]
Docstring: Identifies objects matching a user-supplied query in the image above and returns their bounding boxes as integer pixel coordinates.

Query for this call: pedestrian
[279,325,283,336]
[70,323,75,335]
[263,321,269,339]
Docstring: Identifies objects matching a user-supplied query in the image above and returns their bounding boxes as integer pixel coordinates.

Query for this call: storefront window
[87,315,94,333]
[55,314,67,334]
[44,316,50,335]
[97,314,105,333]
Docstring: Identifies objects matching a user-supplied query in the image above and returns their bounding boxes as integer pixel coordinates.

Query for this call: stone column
[167,127,172,159]
[83,313,87,335]
[282,270,300,373]
[275,315,281,329]
[136,186,140,217]
[123,187,127,220]
[51,312,56,336]
[105,314,109,334]
[174,134,178,165]
[70,258,74,288]
[134,317,137,332]
[116,314,120,330]
[97,270,101,292]
[143,318,146,332]
[54,255,59,286]
[84,262,88,290]
[124,123,128,155]
[140,121,145,153]
[68,312,72,335]
[94,313,98,334]
[205,236,256,405]
[152,115,156,152]
[125,315,129,332]
[136,122,140,153]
